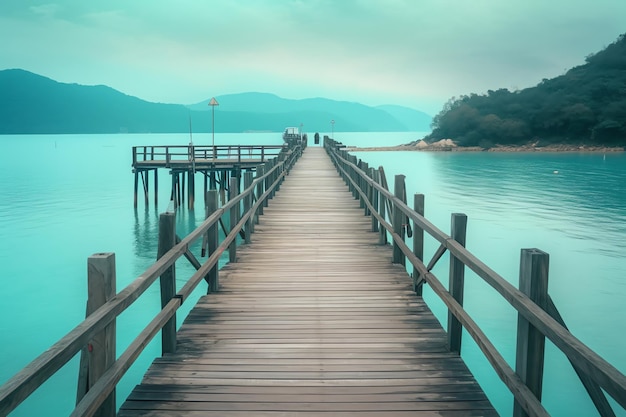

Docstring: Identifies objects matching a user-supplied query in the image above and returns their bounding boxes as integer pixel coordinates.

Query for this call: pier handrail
[131,145,286,167]
[0,143,304,417]
[324,138,626,417]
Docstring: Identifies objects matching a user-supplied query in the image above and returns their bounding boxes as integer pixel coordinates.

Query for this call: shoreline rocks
[345,139,625,153]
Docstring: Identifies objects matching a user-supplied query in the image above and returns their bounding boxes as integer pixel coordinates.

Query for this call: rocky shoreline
[345,140,625,153]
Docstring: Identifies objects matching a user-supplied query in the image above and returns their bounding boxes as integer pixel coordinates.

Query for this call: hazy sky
[1,0,625,114]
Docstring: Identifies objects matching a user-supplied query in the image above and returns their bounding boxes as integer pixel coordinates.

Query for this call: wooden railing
[131,145,287,167]
[0,142,305,417]
[324,137,626,417]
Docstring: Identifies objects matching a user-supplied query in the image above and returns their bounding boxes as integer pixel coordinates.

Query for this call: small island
[351,33,625,153]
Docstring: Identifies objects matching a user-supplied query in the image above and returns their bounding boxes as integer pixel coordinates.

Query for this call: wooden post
[378,168,387,245]
[154,169,158,207]
[229,176,239,263]
[264,161,272,206]
[346,159,354,194]
[370,168,379,233]
[210,170,217,190]
[188,170,195,210]
[275,161,283,192]
[447,213,467,354]
[514,249,549,417]
[392,175,406,265]
[244,171,254,241]
[143,171,149,206]
[206,190,219,292]
[272,159,278,199]
[257,164,266,213]
[351,156,359,200]
[76,253,116,417]
[413,194,425,295]
[360,162,369,211]
[157,212,177,355]
[171,172,177,209]
[180,172,185,207]
[203,171,208,207]
[133,171,139,208]
[356,161,369,210]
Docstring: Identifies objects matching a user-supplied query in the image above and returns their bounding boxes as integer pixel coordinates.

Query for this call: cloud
[0,0,625,114]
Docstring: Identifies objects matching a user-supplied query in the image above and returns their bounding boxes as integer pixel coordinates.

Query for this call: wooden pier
[119,147,496,416]
[2,139,625,417]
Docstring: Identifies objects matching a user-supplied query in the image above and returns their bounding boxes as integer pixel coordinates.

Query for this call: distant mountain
[0,69,191,134]
[189,93,432,132]
[0,69,431,134]
[376,105,432,131]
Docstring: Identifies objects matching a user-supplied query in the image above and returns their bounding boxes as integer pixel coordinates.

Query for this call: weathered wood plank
[119,147,496,416]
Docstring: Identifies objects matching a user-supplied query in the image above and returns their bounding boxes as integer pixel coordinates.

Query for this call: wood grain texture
[119,147,497,417]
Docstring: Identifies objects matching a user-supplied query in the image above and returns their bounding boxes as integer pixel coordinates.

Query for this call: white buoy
[553,170,559,174]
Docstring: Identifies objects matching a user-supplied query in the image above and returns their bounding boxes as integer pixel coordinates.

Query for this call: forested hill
[426,33,626,148]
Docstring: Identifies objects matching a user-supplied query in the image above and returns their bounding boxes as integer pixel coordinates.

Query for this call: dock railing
[324,137,626,417]
[132,144,287,167]
[0,142,304,417]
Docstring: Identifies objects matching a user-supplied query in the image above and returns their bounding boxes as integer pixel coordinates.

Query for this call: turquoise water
[353,150,626,417]
[0,133,624,416]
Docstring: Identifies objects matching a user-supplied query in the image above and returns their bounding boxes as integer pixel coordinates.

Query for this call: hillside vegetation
[426,33,626,148]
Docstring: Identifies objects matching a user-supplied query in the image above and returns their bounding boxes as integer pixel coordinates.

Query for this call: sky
[1,0,625,115]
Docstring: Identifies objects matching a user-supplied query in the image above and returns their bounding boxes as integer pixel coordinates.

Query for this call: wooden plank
[119,410,498,417]
[119,147,496,416]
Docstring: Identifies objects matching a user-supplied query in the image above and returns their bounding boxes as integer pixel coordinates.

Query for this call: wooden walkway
[118,147,497,417]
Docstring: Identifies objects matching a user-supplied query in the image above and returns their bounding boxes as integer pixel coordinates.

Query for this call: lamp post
[300,123,303,142]
[331,119,335,139]
[208,97,219,158]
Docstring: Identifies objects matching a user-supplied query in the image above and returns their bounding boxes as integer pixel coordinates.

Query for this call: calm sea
[0,132,624,417]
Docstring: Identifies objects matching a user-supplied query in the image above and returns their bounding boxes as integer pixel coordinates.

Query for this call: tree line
[426,33,626,148]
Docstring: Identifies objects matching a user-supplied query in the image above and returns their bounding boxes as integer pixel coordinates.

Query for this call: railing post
[351,156,359,200]
[378,167,387,245]
[275,159,283,192]
[264,161,272,206]
[157,212,177,355]
[413,194,425,295]
[370,168,379,233]
[514,249,549,417]
[392,175,406,265]
[360,162,369,211]
[256,164,265,216]
[76,253,116,417]
[355,161,369,210]
[206,190,219,292]
[229,176,239,263]
[447,213,467,354]
[244,171,253,243]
